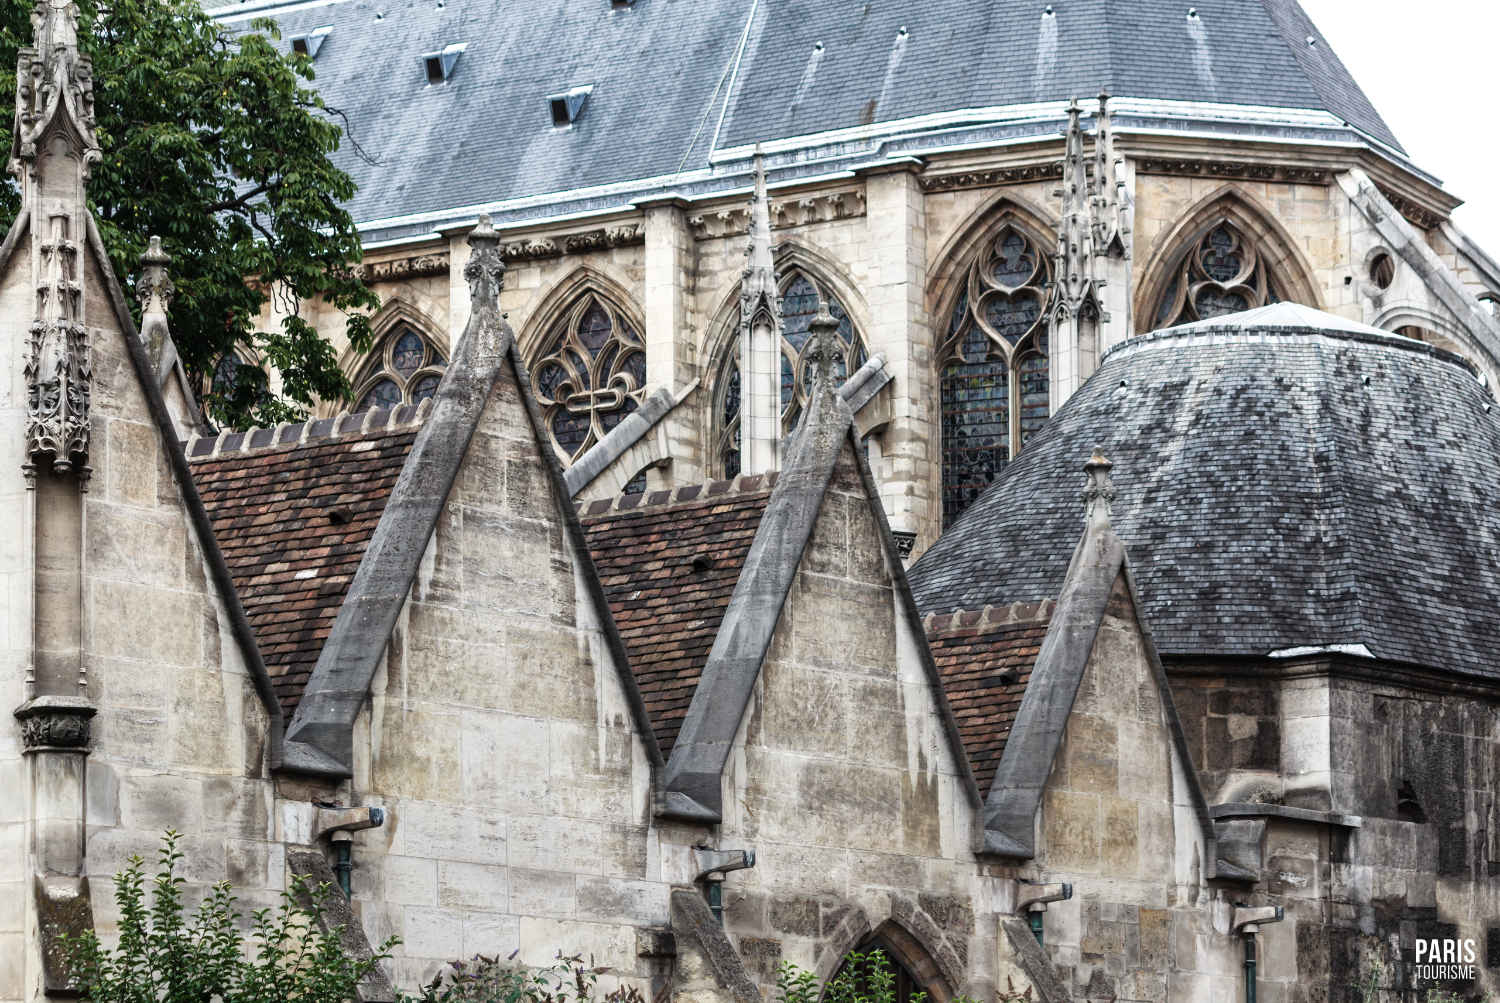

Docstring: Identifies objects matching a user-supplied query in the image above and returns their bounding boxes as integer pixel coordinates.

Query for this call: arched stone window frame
[815,913,959,1003]
[1134,186,1322,331]
[706,249,871,479]
[524,282,649,465]
[351,321,449,413]
[932,211,1056,527]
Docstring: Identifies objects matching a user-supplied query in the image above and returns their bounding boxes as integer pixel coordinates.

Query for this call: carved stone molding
[688,190,867,240]
[1135,158,1330,184]
[500,223,643,262]
[15,694,96,751]
[1376,185,1445,230]
[353,251,450,283]
[917,163,1064,193]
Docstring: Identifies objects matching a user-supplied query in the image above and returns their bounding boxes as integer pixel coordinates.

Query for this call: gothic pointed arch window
[939,222,1053,527]
[1151,220,1284,328]
[530,292,647,463]
[354,325,448,412]
[715,269,867,478]
[831,935,945,1003]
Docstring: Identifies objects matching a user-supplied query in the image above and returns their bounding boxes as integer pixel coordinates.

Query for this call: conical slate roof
[215,0,1401,235]
[908,304,1500,680]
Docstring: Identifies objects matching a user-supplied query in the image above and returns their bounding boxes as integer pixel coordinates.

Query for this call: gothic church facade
[5,3,1500,1003]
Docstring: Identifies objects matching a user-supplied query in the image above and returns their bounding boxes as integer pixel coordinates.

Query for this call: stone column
[862,163,933,548]
[640,198,702,486]
[641,198,693,392]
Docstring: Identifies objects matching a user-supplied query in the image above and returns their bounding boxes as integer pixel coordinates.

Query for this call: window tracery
[939,223,1052,527]
[530,293,647,463]
[1151,221,1283,328]
[354,325,447,412]
[716,270,866,478]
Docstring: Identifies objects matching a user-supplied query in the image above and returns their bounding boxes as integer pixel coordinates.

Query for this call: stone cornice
[500,223,644,261]
[687,189,867,240]
[917,162,1064,193]
[1135,157,1330,184]
[1375,184,1445,230]
[352,251,449,282]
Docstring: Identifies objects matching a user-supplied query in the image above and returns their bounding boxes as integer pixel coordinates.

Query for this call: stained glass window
[530,293,647,463]
[938,223,1052,527]
[354,325,448,412]
[715,270,867,477]
[1152,221,1283,328]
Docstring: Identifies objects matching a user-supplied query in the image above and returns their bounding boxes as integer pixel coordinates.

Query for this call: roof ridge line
[575,471,780,518]
[185,398,434,461]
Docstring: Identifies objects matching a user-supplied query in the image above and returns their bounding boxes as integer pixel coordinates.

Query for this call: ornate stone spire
[739,146,780,339]
[464,213,506,309]
[1090,92,1131,257]
[805,301,841,393]
[1082,447,1114,528]
[1051,97,1102,324]
[13,0,100,482]
[737,148,782,475]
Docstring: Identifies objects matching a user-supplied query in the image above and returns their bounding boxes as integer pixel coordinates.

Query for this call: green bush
[65,831,396,1003]
[775,950,1032,1003]
[410,953,645,1003]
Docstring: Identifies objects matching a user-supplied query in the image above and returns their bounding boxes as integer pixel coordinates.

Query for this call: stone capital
[14,693,96,752]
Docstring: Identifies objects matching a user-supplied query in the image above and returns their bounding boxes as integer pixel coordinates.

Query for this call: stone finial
[136,236,173,315]
[805,301,841,391]
[463,213,505,307]
[739,146,780,336]
[1082,447,1114,525]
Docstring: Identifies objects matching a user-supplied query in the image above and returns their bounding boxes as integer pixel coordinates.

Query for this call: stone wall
[707,441,991,998]
[337,360,660,989]
[1024,579,1241,1002]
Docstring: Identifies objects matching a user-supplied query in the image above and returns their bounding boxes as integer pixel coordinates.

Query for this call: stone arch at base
[815,909,958,1003]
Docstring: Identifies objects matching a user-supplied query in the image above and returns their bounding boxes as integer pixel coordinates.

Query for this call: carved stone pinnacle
[1082,447,1115,523]
[463,213,506,307]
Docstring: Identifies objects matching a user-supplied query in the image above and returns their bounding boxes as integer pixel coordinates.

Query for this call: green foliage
[411,953,646,1003]
[65,831,396,1003]
[775,952,1033,1003]
[0,0,378,428]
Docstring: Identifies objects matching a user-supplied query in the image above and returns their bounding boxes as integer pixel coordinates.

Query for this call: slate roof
[215,0,1402,235]
[190,414,420,717]
[579,476,776,757]
[925,605,1051,799]
[909,305,1500,680]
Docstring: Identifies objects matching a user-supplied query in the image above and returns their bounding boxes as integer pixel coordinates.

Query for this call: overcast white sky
[1300,0,1500,258]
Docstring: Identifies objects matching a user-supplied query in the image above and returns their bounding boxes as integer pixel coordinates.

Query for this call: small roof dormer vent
[423,42,466,84]
[548,85,593,127]
[290,25,332,59]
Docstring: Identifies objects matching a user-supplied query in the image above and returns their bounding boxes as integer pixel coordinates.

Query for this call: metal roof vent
[548,85,594,127]
[290,25,331,58]
[611,0,636,7]
[423,42,466,84]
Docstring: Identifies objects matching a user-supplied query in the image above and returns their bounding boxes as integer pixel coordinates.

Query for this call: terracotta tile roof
[579,475,777,758]
[189,417,419,718]
[925,603,1053,799]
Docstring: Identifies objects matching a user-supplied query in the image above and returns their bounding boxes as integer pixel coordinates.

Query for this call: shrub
[411,953,646,1003]
[65,831,397,1003]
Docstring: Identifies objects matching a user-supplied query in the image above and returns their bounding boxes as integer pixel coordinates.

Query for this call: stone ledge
[1210,801,1363,829]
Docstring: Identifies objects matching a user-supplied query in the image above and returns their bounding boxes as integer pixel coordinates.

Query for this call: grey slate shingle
[219,0,1401,229]
[908,313,1500,681]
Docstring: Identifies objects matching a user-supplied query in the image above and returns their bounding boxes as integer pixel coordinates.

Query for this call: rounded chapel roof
[908,304,1500,679]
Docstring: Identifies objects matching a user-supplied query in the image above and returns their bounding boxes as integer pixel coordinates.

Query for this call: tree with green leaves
[0,0,377,429]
